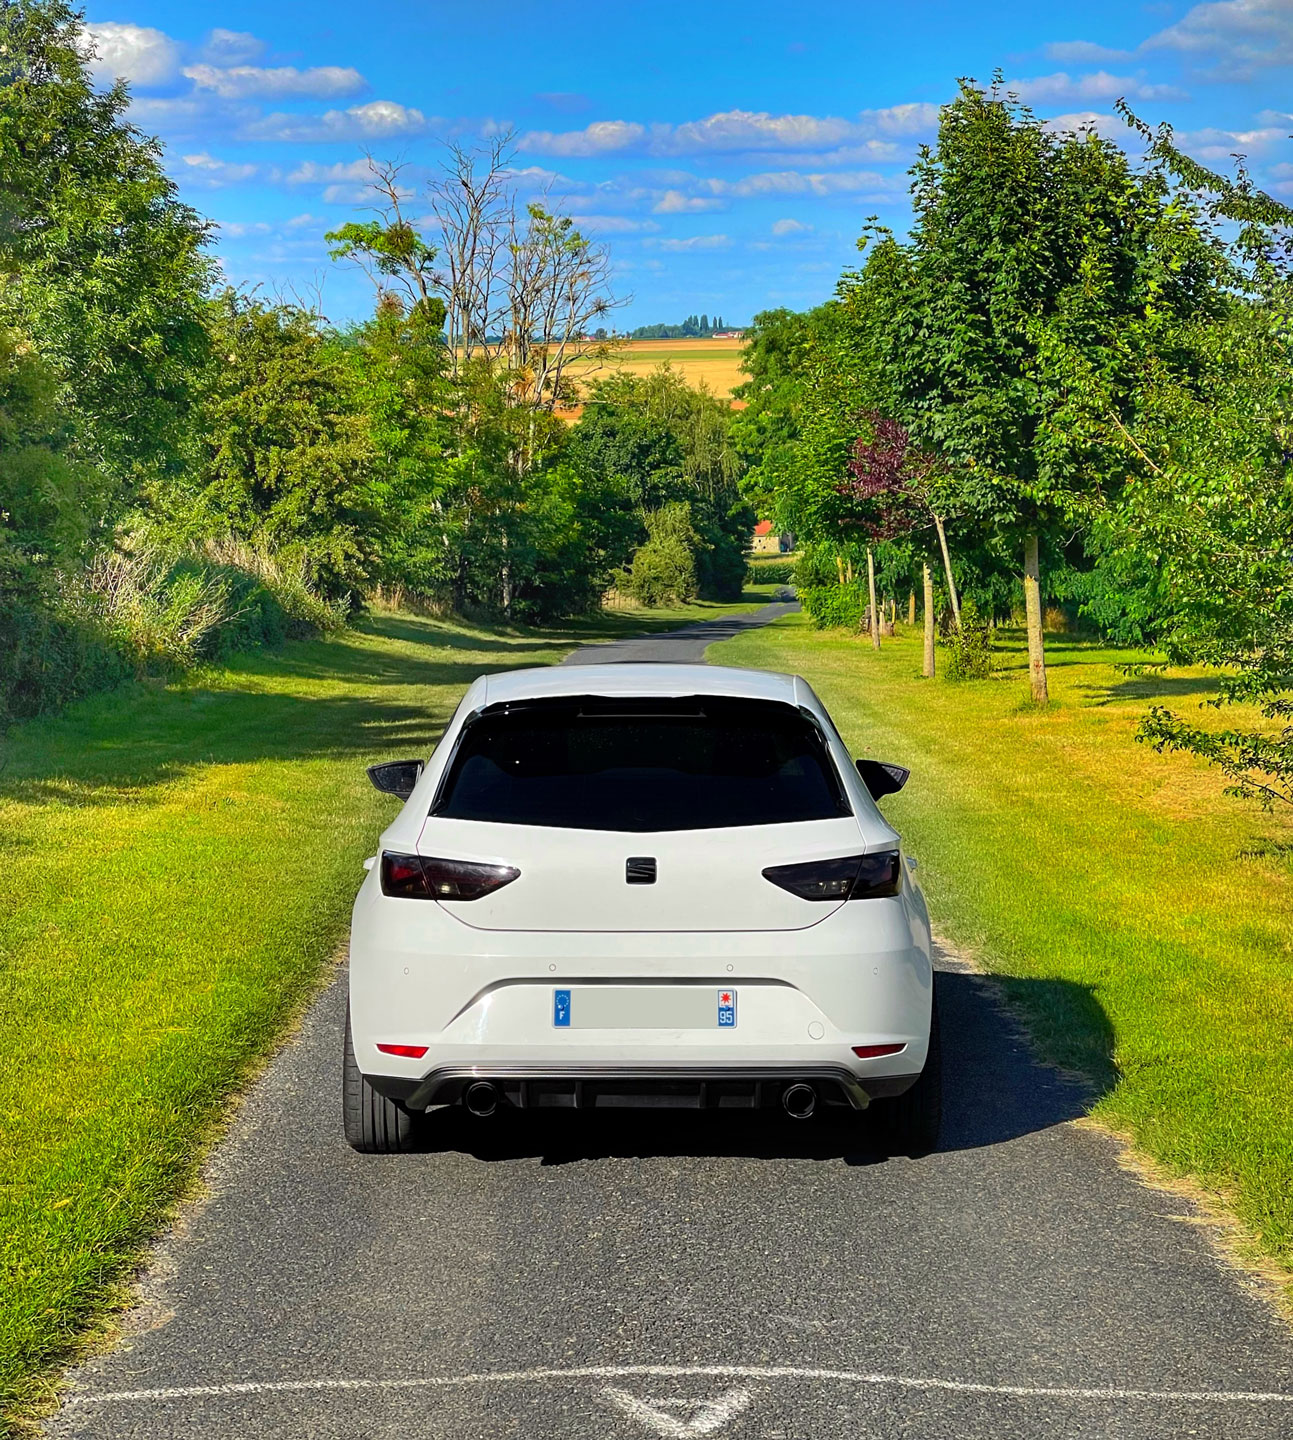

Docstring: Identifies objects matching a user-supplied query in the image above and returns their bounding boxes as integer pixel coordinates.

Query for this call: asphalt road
[47,607,1293,1440]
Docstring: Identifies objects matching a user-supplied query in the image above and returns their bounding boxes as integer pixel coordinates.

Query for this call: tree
[857,80,1222,701]
[0,1,214,491]
[195,296,376,601]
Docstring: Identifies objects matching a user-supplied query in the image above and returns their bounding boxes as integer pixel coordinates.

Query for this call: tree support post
[1023,532,1048,704]
[867,546,881,651]
[933,512,962,631]
[922,563,935,678]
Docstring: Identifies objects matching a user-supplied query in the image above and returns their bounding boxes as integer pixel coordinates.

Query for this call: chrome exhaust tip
[463,1081,499,1118]
[781,1082,817,1120]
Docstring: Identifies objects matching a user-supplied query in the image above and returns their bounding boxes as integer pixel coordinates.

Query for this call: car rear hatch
[415,815,869,932]
[415,692,869,933]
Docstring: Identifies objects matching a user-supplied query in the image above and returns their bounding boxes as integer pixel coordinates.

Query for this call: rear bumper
[369,1064,920,1111]
[349,866,935,1106]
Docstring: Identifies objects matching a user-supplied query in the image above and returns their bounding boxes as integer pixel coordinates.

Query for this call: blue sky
[84,0,1293,328]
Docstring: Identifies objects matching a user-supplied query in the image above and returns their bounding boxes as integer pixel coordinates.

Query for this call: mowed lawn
[0,593,769,1425]
[720,615,1293,1281]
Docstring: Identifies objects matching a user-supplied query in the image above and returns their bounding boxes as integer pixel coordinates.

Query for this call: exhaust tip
[781,1082,817,1120]
[463,1081,499,1118]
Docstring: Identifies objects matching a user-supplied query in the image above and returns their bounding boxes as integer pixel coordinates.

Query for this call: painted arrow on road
[601,1385,755,1436]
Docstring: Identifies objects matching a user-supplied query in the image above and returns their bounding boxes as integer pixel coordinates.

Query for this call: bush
[746,559,796,585]
[617,503,699,607]
[942,603,994,679]
[799,583,866,630]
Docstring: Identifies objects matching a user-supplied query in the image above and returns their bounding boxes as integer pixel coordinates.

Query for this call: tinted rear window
[431,696,852,832]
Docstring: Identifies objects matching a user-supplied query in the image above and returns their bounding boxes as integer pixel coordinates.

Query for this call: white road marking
[63,1364,1293,1409]
[602,1385,754,1436]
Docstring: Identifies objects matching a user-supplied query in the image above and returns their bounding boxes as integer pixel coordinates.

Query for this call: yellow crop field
[568,336,747,400]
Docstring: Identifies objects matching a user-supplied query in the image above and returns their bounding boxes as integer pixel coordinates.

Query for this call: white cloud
[771,218,813,235]
[1142,0,1293,79]
[1005,71,1188,104]
[247,100,426,142]
[520,103,943,160]
[569,215,661,233]
[1043,41,1136,64]
[1041,111,1131,142]
[218,220,273,238]
[83,22,181,86]
[857,101,941,136]
[200,29,267,65]
[520,120,649,156]
[1174,122,1292,159]
[182,62,366,100]
[178,152,263,187]
[288,159,382,185]
[652,190,725,213]
[702,168,904,199]
[650,234,732,251]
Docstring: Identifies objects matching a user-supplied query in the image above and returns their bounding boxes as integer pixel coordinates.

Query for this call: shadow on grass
[413,965,1111,1168]
[1079,674,1221,706]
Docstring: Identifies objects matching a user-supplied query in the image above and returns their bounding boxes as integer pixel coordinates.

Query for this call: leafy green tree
[617,502,699,606]
[0,1,214,489]
[194,296,376,601]
[856,81,1223,700]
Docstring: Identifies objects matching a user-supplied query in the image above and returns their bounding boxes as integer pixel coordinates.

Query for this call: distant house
[751,520,793,555]
[713,330,744,340]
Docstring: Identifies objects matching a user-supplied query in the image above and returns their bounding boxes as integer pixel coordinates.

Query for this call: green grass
[0,592,765,1427]
[718,614,1293,1279]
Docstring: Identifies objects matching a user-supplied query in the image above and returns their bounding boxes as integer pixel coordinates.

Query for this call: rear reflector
[852,1043,907,1058]
[376,1043,429,1059]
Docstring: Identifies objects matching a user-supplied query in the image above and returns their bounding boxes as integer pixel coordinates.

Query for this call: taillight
[853,1043,907,1058]
[377,1043,429,1059]
[380,852,520,901]
[761,851,902,901]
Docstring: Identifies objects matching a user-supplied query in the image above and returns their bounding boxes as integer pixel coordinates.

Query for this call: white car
[345,663,939,1153]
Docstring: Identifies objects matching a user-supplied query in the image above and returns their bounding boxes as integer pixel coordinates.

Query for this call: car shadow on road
[414,968,1108,1169]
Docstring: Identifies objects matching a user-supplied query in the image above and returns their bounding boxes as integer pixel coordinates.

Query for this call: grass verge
[0,593,766,1428]
[718,615,1293,1284]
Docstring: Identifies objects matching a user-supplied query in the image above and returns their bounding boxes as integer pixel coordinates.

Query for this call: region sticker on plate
[553,989,572,1028]
[717,989,737,1027]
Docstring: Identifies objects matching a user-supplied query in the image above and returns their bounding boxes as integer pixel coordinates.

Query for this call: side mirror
[855,758,910,800]
[367,759,423,800]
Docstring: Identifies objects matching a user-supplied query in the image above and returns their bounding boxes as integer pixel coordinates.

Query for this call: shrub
[942,602,994,679]
[617,503,699,607]
[799,584,867,630]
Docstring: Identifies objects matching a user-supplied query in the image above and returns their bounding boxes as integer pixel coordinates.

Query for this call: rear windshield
[431,696,852,832]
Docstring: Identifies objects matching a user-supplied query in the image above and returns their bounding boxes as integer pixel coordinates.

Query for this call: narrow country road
[47,607,1293,1440]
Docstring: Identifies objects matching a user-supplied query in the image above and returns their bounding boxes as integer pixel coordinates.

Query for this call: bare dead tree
[428,134,515,371]
[506,203,621,414]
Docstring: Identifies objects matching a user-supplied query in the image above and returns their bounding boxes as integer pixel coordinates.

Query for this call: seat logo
[626,857,657,884]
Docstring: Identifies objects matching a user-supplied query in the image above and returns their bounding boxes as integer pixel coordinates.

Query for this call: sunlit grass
[720,616,1293,1274]
[0,594,764,1424]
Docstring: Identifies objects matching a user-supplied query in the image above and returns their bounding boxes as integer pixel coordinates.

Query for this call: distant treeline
[616,314,736,340]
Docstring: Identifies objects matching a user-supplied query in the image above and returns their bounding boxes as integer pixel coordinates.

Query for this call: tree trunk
[1023,532,1048,704]
[845,558,855,583]
[933,512,962,631]
[922,563,935,678]
[836,554,846,585]
[867,546,880,651]
[907,589,916,627]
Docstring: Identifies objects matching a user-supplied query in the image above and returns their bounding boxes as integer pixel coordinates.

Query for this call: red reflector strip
[852,1043,907,1058]
[376,1043,429,1059]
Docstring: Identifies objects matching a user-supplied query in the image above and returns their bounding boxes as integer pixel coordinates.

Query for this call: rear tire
[343,1010,419,1153]
[876,990,942,1156]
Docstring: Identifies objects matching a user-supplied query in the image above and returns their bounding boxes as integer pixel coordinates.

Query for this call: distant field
[569,337,746,400]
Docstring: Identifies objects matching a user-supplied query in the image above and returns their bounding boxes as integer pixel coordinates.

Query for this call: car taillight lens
[762,851,901,901]
[380,852,520,901]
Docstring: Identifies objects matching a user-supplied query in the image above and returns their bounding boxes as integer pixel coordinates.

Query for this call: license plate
[553,987,737,1029]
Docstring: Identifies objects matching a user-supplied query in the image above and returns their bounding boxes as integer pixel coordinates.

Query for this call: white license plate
[553,987,737,1029]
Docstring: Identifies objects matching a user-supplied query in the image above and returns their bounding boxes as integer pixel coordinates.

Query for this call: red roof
[753,520,774,536]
